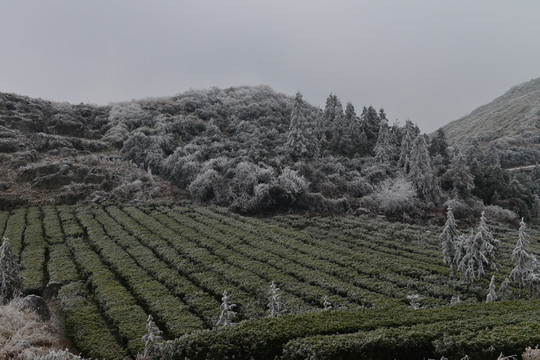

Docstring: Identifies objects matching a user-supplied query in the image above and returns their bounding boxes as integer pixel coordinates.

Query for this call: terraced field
[0,203,536,359]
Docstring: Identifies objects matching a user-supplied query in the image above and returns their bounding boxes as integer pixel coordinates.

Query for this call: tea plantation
[1,203,538,359]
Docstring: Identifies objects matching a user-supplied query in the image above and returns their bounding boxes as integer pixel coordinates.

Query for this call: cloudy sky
[1,1,539,132]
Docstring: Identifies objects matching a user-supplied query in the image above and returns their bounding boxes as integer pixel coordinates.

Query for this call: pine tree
[458,230,482,282]
[286,92,319,158]
[407,135,441,204]
[267,281,284,317]
[0,238,23,304]
[141,314,163,359]
[440,206,458,279]
[458,213,499,283]
[429,129,449,162]
[486,275,497,303]
[361,105,380,142]
[510,218,538,298]
[345,102,364,149]
[330,101,352,154]
[443,152,475,199]
[476,210,499,270]
[374,119,394,164]
[216,290,237,326]
[398,120,417,173]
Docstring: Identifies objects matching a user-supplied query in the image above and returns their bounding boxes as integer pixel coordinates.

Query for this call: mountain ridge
[440,76,540,144]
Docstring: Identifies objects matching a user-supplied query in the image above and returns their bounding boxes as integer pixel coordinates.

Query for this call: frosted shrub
[371,176,416,214]
[406,294,422,309]
[322,296,332,311]
[109,102,152,130]
[102,122,130,148]
[189,169,224,203]
[275,168,308,195]
[484,205,518,224]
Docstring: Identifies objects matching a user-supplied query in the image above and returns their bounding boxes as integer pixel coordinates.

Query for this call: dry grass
[523,346,540,360]
[0,297,65,360]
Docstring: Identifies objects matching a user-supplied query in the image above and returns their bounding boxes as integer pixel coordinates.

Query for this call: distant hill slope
[441,77,540,144]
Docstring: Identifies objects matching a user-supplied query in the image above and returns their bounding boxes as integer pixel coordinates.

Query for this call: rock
[43,281,63,300]
[22,294,50,321]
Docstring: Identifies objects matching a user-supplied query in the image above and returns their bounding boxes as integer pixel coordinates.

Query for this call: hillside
[441,77,540,144]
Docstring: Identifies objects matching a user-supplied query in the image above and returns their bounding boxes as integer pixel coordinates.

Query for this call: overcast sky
[1,1,539,132]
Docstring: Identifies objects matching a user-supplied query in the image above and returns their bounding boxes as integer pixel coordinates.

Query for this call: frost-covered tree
[347,102,365,147]
[458,213,499,283]
[0,238,23,304]
[510,218,538,298]
[407,135,441,204]
[476,210,499,271]
[216,290,236,326]
[286,92,319,158]
[398,120,417,173]
[443,152,475,199]
[141,314,163,359]
[374,119,394,164]
[457,229,486,283]
[486,275,497,303]
[330,101,352,154]
[361,105,380,142]
[267,281,284,317]
[429,129,449,162]
[440,206,458,279]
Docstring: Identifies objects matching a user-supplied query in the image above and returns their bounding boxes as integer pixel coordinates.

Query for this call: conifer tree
[429,129,449,162]
[216,290,237,326]
[443,152,475,199]
[510,218,538,298]
[458,230,483,282]
[361,105,380,142]
[398,120,417,173]
[374,119,394,164]
[0,238,23,304]
[267,281,284,317]
[486,275,497,303]
[476,210,499,270]
[141,314,163,359]
[345,102,364,148]
[407,135,441,204]
[440,206,458,279]
[286,92,319,158]
[330,101,352,154]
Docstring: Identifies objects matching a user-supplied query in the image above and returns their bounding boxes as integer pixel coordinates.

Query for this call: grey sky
[1,1,539,132]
